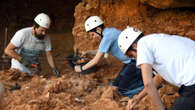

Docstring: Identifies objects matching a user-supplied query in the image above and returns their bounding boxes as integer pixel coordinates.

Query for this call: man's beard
[35,32,45,40]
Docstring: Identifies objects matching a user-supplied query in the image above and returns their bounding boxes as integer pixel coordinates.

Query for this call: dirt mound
[0,63,123,110]
[0,67,179,110]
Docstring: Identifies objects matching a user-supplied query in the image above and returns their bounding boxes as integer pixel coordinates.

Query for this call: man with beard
[4,13,60,77]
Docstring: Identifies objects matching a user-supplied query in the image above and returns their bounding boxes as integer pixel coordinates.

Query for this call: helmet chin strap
[95,27,103,39]
[130,48,137,52]
[95,31,103,38]
[90,27,103,38]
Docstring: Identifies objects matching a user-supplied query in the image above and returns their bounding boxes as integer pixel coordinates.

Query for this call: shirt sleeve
[10,31,25,47]
[98,33,113,53]
[44,36,52,51]
[136,38,154,68]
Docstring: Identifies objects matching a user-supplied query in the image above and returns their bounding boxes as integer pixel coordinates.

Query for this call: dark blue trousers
[113,61,144,97]
[169,84,195,110]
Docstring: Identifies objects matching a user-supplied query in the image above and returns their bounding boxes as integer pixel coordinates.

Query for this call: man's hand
[74,65,82,72]
[81,51,88,58]
[126,96,139,110]
[53,67,60,77]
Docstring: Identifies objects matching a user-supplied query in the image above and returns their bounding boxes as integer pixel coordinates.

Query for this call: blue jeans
[110,61,144,98]
[118,80,144,98]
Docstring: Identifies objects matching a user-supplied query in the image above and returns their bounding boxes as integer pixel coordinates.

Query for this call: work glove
[53,67,60,77]
[20,57,32,67]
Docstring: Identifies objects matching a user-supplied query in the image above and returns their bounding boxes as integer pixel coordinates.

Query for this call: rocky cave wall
[73,0,195,51]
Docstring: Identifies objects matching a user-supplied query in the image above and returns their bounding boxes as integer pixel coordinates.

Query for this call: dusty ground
[0,55,178,110]
[0,50,126,110]
[0,62,179,110]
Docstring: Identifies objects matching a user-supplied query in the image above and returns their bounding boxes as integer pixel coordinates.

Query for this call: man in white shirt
[118,27,195,110]
[4,13,60,77]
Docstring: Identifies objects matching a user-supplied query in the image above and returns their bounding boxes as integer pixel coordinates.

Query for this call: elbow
[4,47,12,57]
[4,48,9,55]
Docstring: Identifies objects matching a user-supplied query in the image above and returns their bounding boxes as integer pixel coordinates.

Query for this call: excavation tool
[65,48,97,76]
[29,63,41,75]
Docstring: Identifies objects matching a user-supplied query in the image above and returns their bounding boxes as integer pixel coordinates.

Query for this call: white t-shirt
[137,33,195,87]
[10,27,51,74]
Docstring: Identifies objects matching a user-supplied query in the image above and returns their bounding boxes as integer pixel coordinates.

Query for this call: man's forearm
[4,49,22,61]
[4,43,22,61]
[46,51,55,68]
[82,52,103,70]
[146,82,165,110]
[82,58,98,70]
[141,64,165,110]
[88,50,98,55]
[136,74,164,101]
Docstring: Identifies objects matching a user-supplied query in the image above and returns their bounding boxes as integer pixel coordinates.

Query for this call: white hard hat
[118,26,142,54]
[0,82,4,99]
[34,13,51,29]
[85,16,104,32]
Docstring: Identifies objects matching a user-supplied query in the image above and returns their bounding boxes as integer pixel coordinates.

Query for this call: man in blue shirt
[74,16,144,97]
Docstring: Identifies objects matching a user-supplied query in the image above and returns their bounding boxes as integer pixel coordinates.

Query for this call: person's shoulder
[143,33,160,37]
[141,33,164,40]
[146,33,174,38]
[103,28,120,39]
[104,27,120,33]
[16,27,32,34]
[138,33,159,44]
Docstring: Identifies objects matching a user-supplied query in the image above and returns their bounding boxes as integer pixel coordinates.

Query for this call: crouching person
[118,26,195,110]
[4,13,60,77]
[75,16,144,98]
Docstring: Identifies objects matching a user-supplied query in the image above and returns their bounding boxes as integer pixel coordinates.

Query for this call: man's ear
[32,25,36,33]
[33,24,35,28]
[96,27,102,33]
[132,43,137,49]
